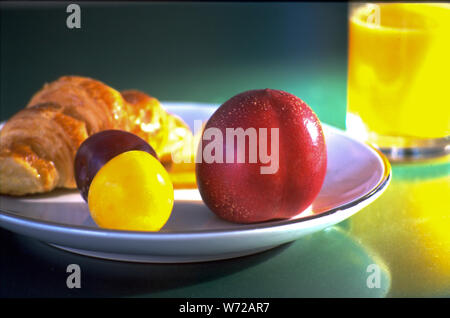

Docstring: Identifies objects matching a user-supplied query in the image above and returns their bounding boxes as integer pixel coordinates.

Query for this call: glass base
[377,136,450,163]
[346,113,450,163]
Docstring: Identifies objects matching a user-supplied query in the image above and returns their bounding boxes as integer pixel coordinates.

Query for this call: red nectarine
[195,89,327,223]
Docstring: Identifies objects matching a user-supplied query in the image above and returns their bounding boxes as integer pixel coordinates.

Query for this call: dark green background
[0,2,348,128]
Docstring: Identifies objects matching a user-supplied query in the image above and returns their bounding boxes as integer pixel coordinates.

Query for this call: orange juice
[347,4,450,156]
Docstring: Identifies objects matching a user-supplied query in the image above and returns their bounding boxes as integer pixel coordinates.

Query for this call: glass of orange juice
[346,3,450,162]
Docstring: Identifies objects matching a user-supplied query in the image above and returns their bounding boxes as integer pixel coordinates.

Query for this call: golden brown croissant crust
[121,89,168,156]
[27,75,129,134]
[0,76,193,196]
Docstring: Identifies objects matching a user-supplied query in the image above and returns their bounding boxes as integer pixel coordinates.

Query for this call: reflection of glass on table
[346,3,450,162]
[350,159,450,296]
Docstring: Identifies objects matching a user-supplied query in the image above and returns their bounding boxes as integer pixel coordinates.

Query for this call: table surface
[1,160,449,298]
[1,3,449,298]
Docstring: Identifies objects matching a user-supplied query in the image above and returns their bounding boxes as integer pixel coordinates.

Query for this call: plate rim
[0,102,392,240]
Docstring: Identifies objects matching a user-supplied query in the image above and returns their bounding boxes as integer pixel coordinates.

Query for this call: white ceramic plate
[0,102,391,263]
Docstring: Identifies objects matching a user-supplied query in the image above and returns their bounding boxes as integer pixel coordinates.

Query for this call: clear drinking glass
[346,3,450,162]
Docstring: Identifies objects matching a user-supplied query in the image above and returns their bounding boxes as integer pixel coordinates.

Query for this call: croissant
[0,76,193,196]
